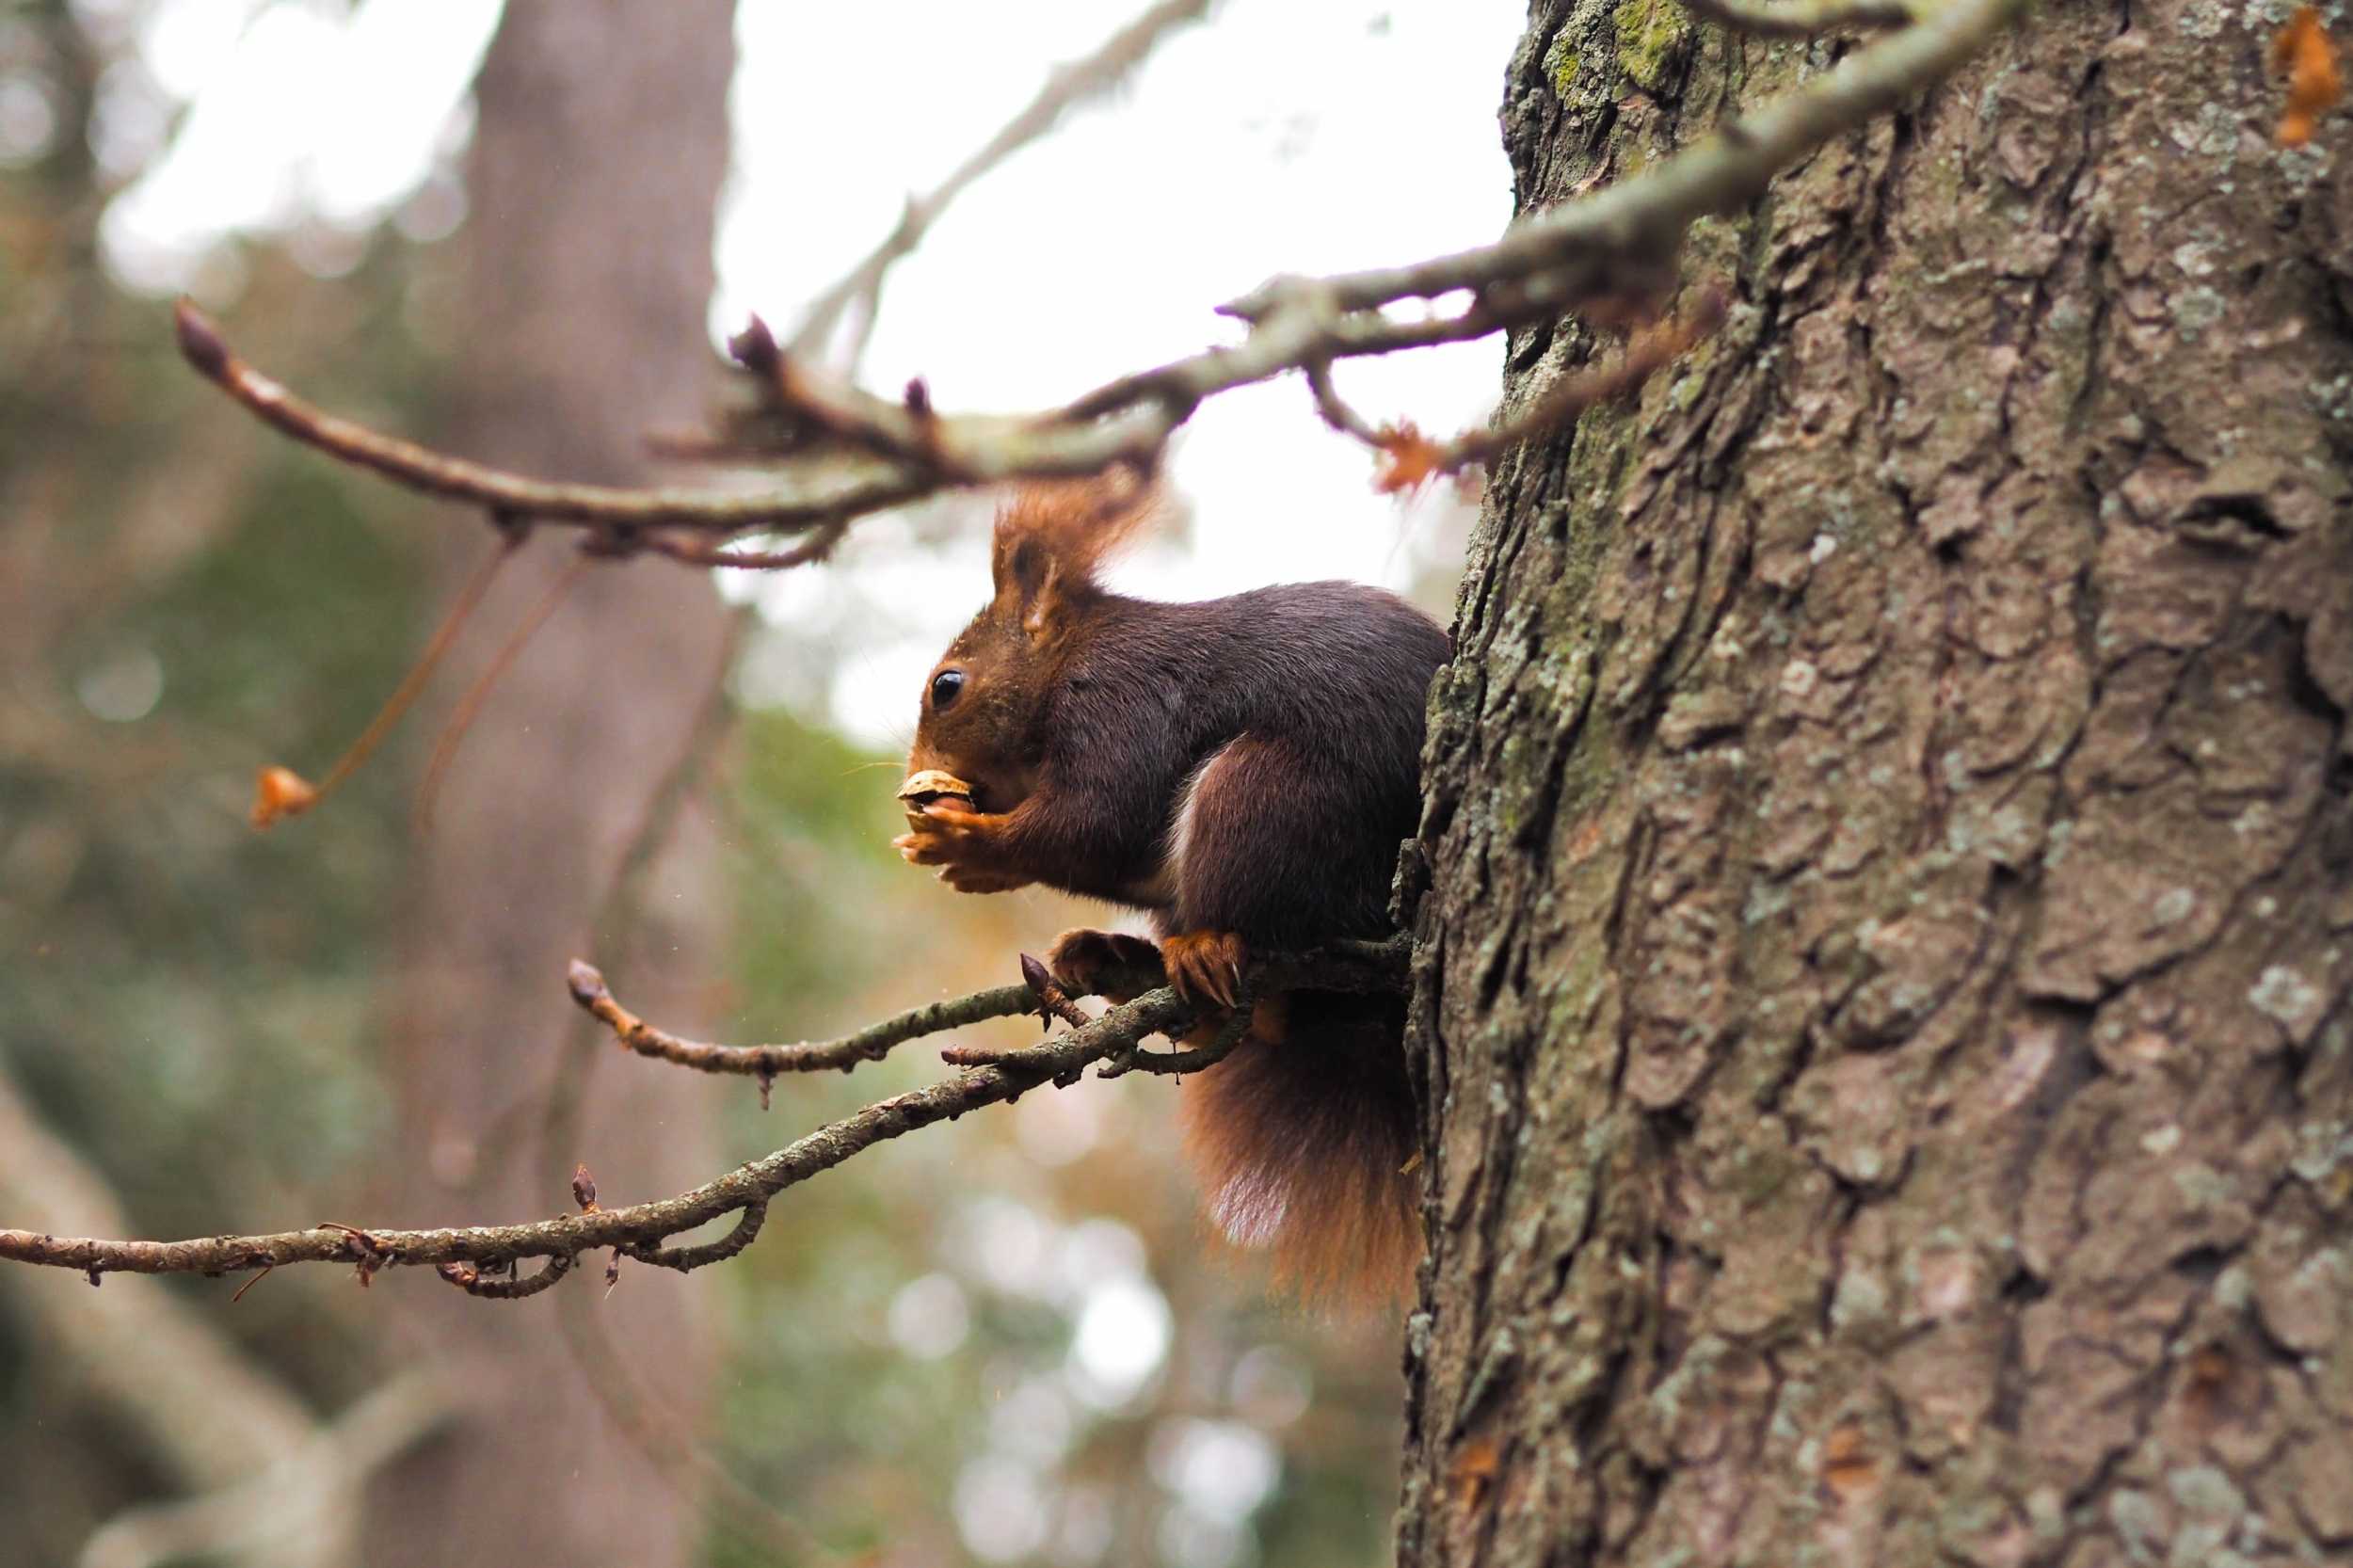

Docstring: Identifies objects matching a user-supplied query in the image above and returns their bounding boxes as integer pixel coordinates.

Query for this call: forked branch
[170,0,2029,567]
[0,940,1407,1293]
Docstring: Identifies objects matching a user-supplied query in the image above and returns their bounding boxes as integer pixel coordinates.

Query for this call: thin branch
[0,940,1407,1289]
[789,0,1217,369]
[1096,993,1257,1079]
[414,553,589,833]
[1386,288,1732,487]
[1676,0,1918,37]
[248,536,518,829]
[641,520,852,571]
[620,1198,768,1273]
[1305,358,1385,444]
[728,316,959,470]
[1460,291,1727,462]
[436,1253,574,1300]
[1216,0,2025,322]
[1020,952,1094,1031]
[0,1066,320,1495]
[567,959,1042,1078]
[173,300,930,534]
[170,0,2030,564]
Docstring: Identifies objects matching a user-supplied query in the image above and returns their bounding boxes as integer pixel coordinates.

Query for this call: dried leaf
[1372,423,1446,495]
[250,765,321,829]
[1447,1435,1502,1510]
[2273,7,2343,149]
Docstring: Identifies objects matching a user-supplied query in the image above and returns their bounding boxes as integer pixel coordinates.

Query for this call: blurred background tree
[363,3,733,1563]
[0,2,1483,1564]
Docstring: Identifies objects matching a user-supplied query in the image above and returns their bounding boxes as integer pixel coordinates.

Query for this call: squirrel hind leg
[1160,930,1246,1010]
[1166,736,1395,947]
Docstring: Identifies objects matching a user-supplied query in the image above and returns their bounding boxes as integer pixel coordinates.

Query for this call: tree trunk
[1400,3,2351,1565]
[367,5,736,1565]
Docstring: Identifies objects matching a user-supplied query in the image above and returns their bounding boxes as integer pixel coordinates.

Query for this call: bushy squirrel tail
[1176,991,1422,1312]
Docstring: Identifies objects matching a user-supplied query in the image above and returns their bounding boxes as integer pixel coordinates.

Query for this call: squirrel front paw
[1160,930,1247,1011]
[1047,929,1165,1003]
[893,807,1032,893]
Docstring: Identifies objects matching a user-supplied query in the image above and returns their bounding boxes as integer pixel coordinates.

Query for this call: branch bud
[172,298,231,382]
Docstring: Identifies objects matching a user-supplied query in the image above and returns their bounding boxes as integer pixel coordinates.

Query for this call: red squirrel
[893,479,1449,1305]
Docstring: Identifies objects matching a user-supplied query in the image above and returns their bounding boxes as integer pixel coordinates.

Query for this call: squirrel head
[905,476,1156,813]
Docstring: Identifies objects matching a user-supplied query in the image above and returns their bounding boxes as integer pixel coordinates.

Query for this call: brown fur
[899,482,1449,1309]
[1176,996,1421,1309]
[987,473,1160,635]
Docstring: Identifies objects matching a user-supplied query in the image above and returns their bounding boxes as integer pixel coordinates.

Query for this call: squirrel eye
[929,668,966,710]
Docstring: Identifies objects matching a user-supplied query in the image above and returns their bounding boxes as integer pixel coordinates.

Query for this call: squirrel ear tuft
[994,532,1056,619]
[989,472,1159,633]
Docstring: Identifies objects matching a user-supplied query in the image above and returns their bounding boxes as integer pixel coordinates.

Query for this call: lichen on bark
[1400,1,2353,1564]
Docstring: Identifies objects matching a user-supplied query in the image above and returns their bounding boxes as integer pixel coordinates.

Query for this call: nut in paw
[898,768,975,812]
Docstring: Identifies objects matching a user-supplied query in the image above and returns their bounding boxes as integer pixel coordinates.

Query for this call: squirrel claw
[1161,931,1247,1012]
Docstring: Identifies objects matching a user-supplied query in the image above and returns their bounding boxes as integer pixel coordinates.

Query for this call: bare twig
[437,1253,574,1301]
[1020,952,1094,1031]
[728,317,960,470]
[620,1198,768,1273]
[1390,288,1733,486]
[0,1067,319,1497]
[1677,0,1917,37]
[1305,358,1385,445]
[170,0,2029,566]
[414,553,589,833]
[248,536,517,829]
[1101,988,1271,1073]
[566,959,1042,1078]
[174,298,934,535]
[641,521,852,571]
[1097,992,1258,1080]
[789,0,1217,370]
[0,939,1408,1290]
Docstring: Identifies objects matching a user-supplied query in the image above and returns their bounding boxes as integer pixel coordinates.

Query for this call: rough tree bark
[365,5,736,1565]
[1401,3,2351,1566]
